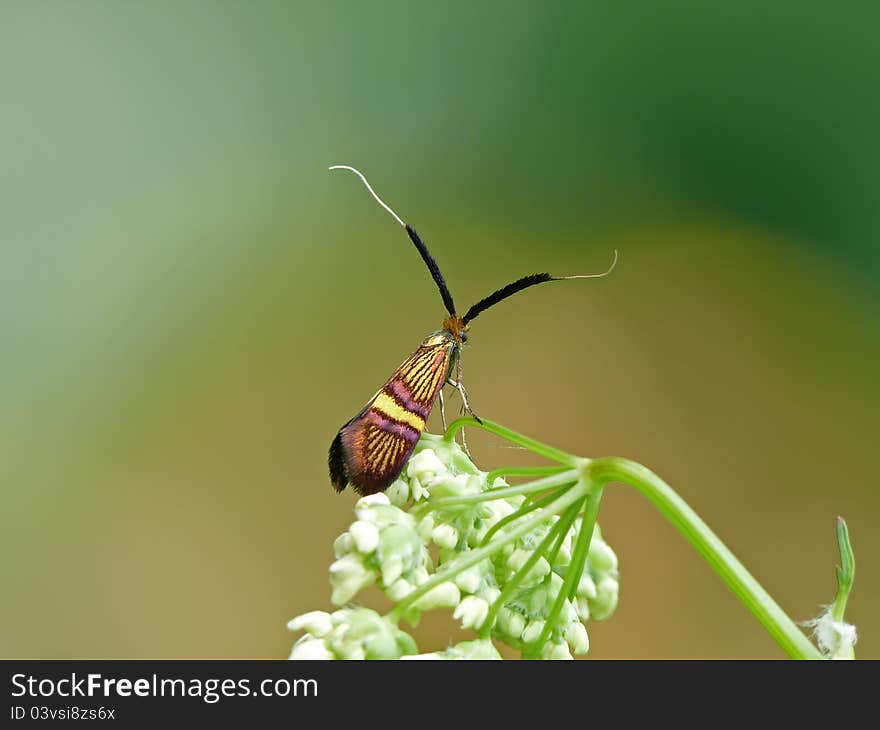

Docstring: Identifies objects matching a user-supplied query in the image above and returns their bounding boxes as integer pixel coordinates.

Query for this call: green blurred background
[2,2,878,659]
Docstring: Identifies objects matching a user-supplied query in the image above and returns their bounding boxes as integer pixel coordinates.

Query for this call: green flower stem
[586,456,822,659]
[544,500,583,569]
[486,464,570,486]
[529,485,603,655]
[445,417,583,468]
[412,469,580,517]
[568,484,604,602]
[479,500,582,639]
[444,418,824,659]
[832,517,855,624]
[389,480,590,623]
[480,485,575,547]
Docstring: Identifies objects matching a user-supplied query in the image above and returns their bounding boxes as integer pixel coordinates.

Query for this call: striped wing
[329,336,455,495]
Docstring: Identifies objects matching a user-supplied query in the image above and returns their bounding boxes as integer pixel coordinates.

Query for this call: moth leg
[458,407,472,459]
[445,378,481,424]
[456,353,480,420]
[444,358,479,459]
[439,388,448,433]
[454,354,470,456]
[443,384,472,459]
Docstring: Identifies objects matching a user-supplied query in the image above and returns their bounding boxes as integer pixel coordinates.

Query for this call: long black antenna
[462,250,618,324]
[404,225,456,316]
[329,165,457,316]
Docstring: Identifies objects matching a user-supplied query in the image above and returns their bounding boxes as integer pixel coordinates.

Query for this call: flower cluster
[289,433,619,660]
[491,517,618,658]
[287,608,417,660]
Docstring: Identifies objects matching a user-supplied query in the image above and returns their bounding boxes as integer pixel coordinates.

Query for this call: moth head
[441,315,469,345]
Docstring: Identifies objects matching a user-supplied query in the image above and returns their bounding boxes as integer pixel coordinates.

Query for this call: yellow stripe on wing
[372,392,426,431]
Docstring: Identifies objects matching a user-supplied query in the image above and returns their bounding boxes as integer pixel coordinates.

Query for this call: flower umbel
[289,417,856,660]
[289,433,619,659]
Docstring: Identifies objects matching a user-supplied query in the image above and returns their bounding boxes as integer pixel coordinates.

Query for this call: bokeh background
[2,2,878,659]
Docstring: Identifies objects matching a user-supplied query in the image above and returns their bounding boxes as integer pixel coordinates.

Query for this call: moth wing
[329,340,454,495]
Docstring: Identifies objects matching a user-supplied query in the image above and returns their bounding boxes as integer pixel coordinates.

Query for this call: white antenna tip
[559,249,619,280]
[327,164,406,227]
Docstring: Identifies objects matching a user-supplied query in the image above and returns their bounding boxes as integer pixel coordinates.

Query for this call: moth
[327,166,616,495]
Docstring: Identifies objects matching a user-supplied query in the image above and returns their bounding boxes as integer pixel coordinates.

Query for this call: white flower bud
[289,638,334,660]
[410,565,430,585]
[521,619,546,645]
[554,544,573,568]
[588,539,618,573]
[507,549,550,584]
[483,498,514,522]
[380,555,404,587]
[404,639,501,660]
[432,524,459,549]
[410,476,429,502]
[429,473,472,499]
[314,607,412,660]
[558,599,578,627]
[448,638,502,659]
[497,608,526,639]
[336,642,365,660]
[564,621,590,655]
[407,449,447,482]
[386,578,414,601]
[329,608,351,624]
[353,493,391,525]
[416,515,435,541]
[365,633,404,659]
[333,532,354,558]
[453,596,490,630]
[575,596,591,621]
[287,611,333,638]
[413,581,461,610]
[590,575,619,621]
[454,566,482,594]
[464,474,485,494]
[329,554,375,605]
[349,520,380,554]
[385,479,410,507]
[353,495,389,524]
[540,641,574,660]
[533,558,553,584]
[357,492,391,508]
[576,573,597,599]
[401,651,444,660]
[379,521,417,551]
